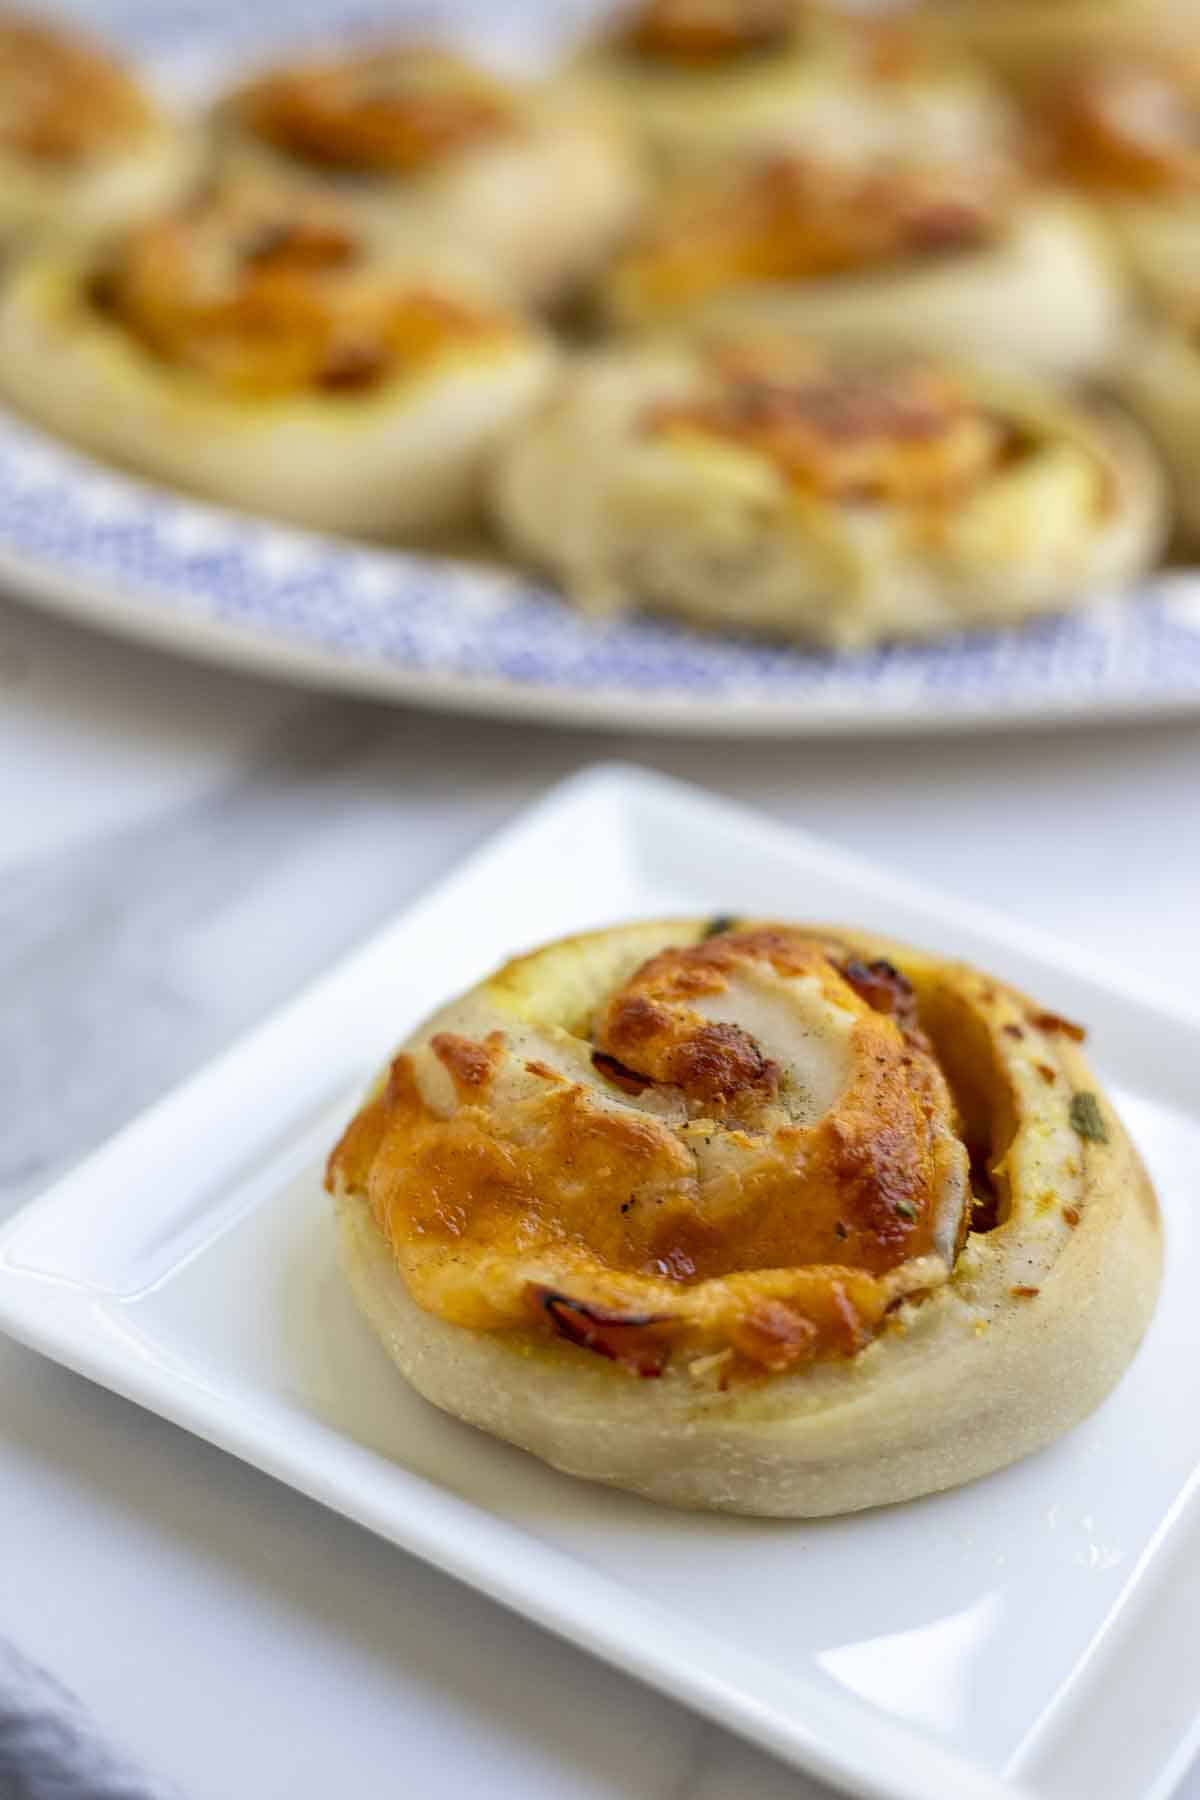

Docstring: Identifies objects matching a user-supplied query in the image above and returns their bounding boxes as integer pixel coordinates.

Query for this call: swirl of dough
[1041,50,1200,314]
[217,42,645,313]
[916,0,1200,88]
[1050,50,1200,194]
[490,335,1164,646]
[597,143,1124,378]
[1117,307,1200,550]
[572,1,1017,180]
[605,153,1015,324]
[329,919,1162,1515]
[330,925,972,1376]
[86,180,514,396]
[643,347,1011,505]
[0,14,159,164]
[0,174,556,539]
[234,45,519,176]
[0,14,198,247]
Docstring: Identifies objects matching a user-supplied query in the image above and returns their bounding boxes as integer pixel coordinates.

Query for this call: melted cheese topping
[619,0,798,64]
[235,45,519,175]
[645,343,1015,505]
[1052,52,1200,194]
[616,0,932,82]
[610,155,1014,315]
[327,927,971,1379]
[0,14,159,163]
[88,182,512,396]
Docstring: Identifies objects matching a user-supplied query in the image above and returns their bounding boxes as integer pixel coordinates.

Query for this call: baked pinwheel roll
[0,13,197,246]
[598,153,1124,378]
[490,338,1165,647]
[1118,313,1200,551]
[570,0,1014,176]
[916,0,1197,86]
[328,919,1161,1516]
[1044,50,1200,310]
[0,179,557,540]
[215,43,643,311]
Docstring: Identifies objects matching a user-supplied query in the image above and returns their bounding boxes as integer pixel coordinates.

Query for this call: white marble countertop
[3,592,1199,1800]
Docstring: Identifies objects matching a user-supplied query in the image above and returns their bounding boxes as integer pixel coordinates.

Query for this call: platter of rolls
[0,0,1199,732]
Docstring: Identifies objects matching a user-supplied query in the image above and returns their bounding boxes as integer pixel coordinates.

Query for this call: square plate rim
[0,761,1194,1800]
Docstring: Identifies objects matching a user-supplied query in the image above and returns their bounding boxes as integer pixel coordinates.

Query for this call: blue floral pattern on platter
[2,0,1200,734]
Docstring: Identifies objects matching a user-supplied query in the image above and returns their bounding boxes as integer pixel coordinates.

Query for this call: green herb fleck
[834,1220,849,1240]
[703,914,738,939]
[1069,1092,1108,1143]
[895,1200,917,1221]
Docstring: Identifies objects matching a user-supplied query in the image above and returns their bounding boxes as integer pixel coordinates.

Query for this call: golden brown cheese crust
[490,335,1161,645]
[917,0,1199,93]
[618,1,942,82]
[327,925,971,1378]
[234,46,519,175]
[608,154,1014,316]
[619,0,799,64]
[0,15,159,164]
[644,345,1017,505]
[1049,50,1200,194]
[88,180,512,396]
[331,920,1163,1515]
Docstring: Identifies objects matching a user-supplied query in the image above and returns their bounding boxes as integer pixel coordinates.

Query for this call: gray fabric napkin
[0,1640,180,1800]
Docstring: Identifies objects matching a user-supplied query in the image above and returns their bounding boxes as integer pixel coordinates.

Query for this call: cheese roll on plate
[599,152,1125,379]
[570,0,1015,176]
[916,0,1198,87]
[1045,49,1200,311]
[1043,48,1200,552]
[216,42,644,311]
[328,918,1162,1516]
[491,335,1165,648]
[1118,298,1200,554]
[0,179,557,539]
[0,11,197,246]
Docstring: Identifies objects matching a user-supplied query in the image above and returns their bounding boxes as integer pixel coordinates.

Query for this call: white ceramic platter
[2,0,1200,735]
[0,765,1198,1800]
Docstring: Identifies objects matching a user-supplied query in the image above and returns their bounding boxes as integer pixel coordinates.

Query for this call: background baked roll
[216,42,644,312]
[0,13,198,246]
[328,919,1162,1517]
[1118,313,1200,552]
[569,0,1015,177]
[598,153,1125,378]
[1042,49,1200,311]
[0,178,557,541]
[915,0,1198,87]
[490,336,1165,647]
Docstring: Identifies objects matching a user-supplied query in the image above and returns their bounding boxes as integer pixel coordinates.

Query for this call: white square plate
[1,766,1197,1800]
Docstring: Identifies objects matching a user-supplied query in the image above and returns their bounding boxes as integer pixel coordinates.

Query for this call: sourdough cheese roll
[599,153,1124,378]
[0,179,557,539]
[1118,310,1200,551]
[916,0,1198,87]
[328,919,1162,1516]
[0,13,197,245]
[490,338,1165,647]
[1045,50,1200,310]
[570,0,1014,175]
[216,43,643,310]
